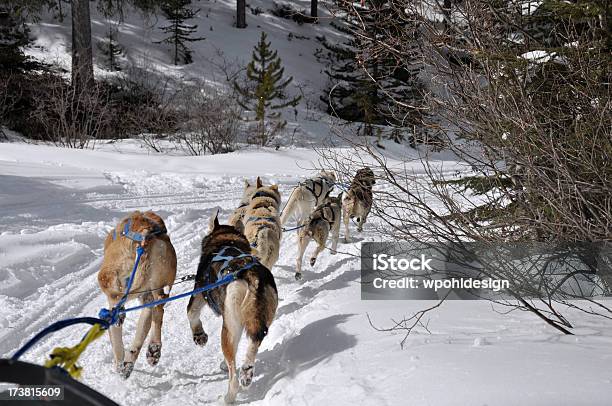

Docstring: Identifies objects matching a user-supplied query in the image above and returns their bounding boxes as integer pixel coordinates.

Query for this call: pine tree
[98,24,122,71]
[51,0,69,22]
[234,32,301,146]
[155,0,205,65]
[319,2,425,140]
[0,8,30,72]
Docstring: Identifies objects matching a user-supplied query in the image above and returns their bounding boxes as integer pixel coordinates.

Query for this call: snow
[1,142,612,405]
[520,50,556,64]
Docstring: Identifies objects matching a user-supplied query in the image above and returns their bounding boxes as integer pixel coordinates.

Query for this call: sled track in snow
[0,172,363,405]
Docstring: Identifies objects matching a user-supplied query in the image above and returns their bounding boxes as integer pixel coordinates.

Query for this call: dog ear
[270,184,278,191]
[244,179,250,188]
[256,177,263,188]
[208,210,220,231]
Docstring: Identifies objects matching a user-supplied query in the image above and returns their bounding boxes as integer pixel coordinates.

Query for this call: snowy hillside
[25,0,346,146]
[1,143,612,406]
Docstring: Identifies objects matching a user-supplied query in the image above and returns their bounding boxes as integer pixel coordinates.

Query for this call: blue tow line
[11,178,351,361]
[12,237,244,361]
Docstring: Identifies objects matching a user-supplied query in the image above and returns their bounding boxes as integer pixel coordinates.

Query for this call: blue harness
[111,218,164,242]
[204,246,260,315]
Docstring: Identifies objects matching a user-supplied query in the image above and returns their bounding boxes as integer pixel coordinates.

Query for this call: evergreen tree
[318,1,425,141]
[234,32,301,146]
[155,0,205,65]
[51,0,69,22]
[98,24,122,71]
[0,8,30,72]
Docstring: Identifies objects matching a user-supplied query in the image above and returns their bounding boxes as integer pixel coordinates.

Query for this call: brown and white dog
[295,192,343,280]
[97,211,177,378]
[242,177,282,270]
[187,213,278,403]
[280,171,336,227]
[228,179,257,234]
[342,167,375,242]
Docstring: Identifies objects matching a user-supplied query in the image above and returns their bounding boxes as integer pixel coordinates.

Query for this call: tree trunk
[236,0,246,28]
[71,0,94,90]
[311,0,317,18]
[442,0,452,32]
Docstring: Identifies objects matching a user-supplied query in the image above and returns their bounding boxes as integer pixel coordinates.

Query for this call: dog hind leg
[310,230,327,266]
[343,207,351,243]
[187,293,208,346]
[331,217,341,253]
[106,297,125,373]
[146,290,168,366]
[222,282,246,403]
[296,232,310,280]
[122,294,154,378]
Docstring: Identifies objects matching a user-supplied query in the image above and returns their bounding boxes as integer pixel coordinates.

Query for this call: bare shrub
[32,75,110,148]
[321,0,611,338]
[175,84,241,155]
[110,65,182,150]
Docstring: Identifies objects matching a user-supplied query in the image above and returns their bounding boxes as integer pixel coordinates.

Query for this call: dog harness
[251,190,280,202]
[204,246,260,315]
[245,189,281,248]
[111,218,165,242]
[310,202,338,230]
[301,176,334,202]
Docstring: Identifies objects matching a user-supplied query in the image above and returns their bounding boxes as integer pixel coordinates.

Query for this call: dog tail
[280,189,299,226]
[257,227,278,266]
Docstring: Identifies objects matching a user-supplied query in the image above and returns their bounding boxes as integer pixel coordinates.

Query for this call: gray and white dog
[280,170,336,227]
[342,167,375,242]
[295,192,343,280]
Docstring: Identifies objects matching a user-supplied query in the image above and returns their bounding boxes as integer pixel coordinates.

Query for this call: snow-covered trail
[0,144,367,405]
[2,143,612,406]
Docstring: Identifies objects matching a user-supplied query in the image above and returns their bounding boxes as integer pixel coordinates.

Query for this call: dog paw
[146,343,161,366]
[223,393,236,404]
[118,361,134,379]
[309,257,317,266]
[239,364,254,388]
[294,272,302,280]
[193,331,208,346]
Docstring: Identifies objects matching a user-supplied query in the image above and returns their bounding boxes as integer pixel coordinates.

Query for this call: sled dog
[228,179,257,234]
[343,167,375,242]
[186,213,278,403]
[280,170,336,227]
[243,177,282,269]
[98,211,177,379]
[295,192,343,280]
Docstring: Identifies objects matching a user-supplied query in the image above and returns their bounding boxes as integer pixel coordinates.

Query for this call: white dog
[280,171,336,227]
